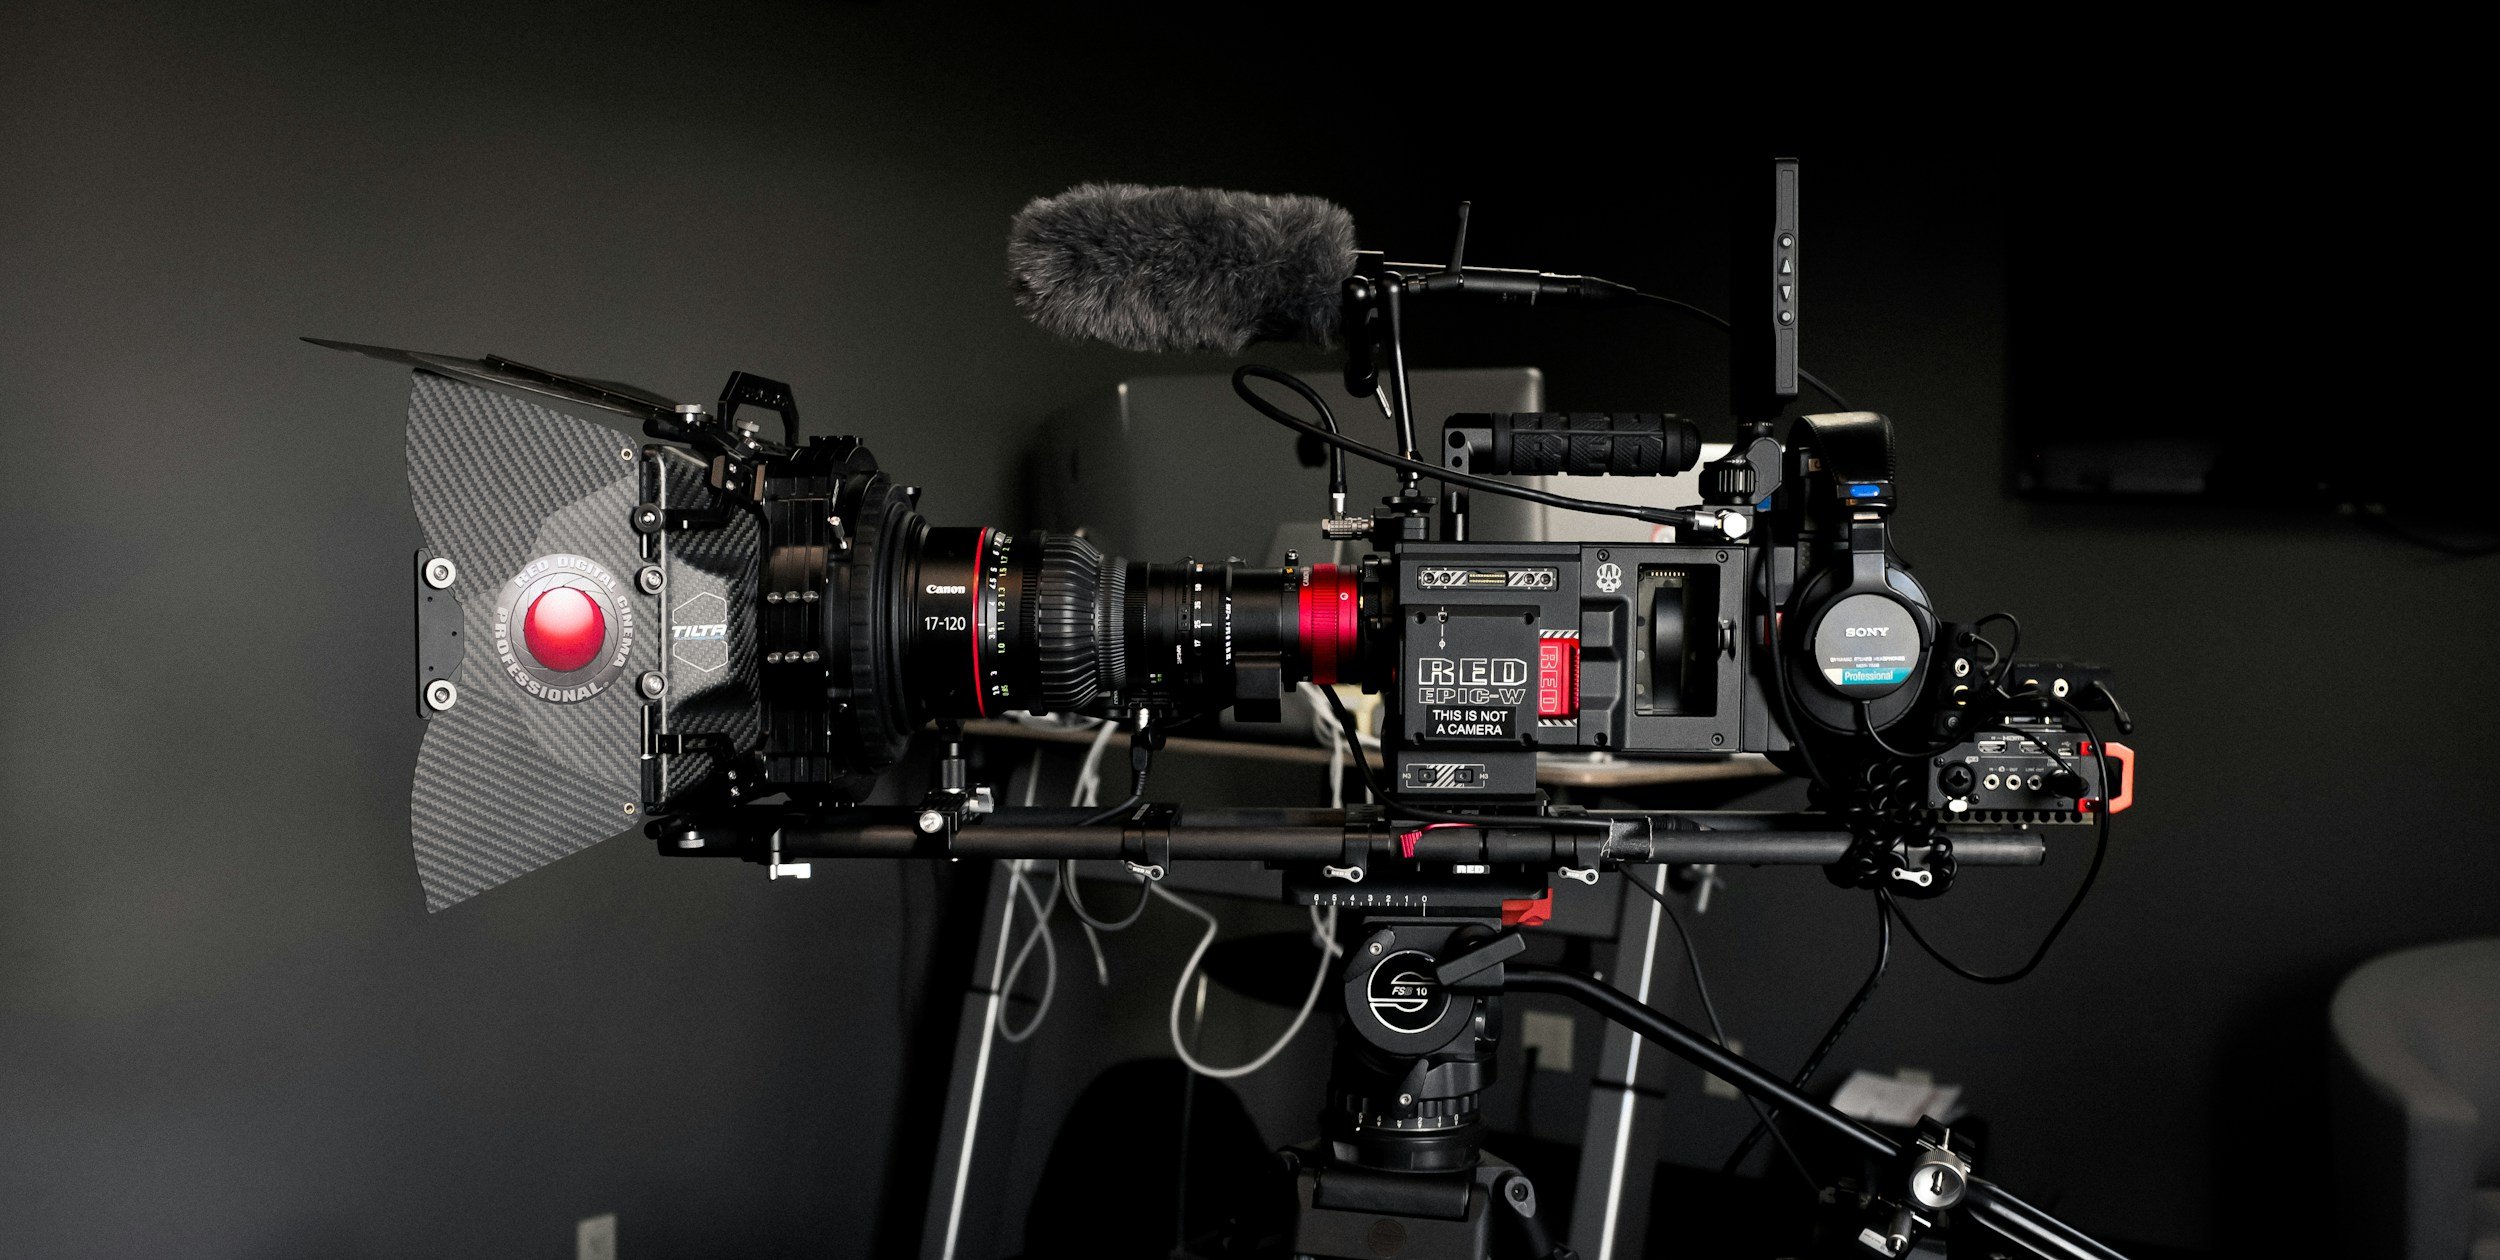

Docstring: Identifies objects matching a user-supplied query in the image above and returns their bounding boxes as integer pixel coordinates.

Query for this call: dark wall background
[2,5,2486,1257]
[0,6,1339,1257]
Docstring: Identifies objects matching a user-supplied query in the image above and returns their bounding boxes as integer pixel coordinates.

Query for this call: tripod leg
[1504,963,2132,1260]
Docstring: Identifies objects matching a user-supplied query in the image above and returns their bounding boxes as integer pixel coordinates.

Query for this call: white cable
[1152,885,1340,1080]
[993,741,1103,1048]
[995,754,1063,1042]
[1302,682,1379,803]
[1066,720,1118,979]
[1001,711,1107,732]
[1325,687,1382,751]
[1327,725,1345,810]
[1302,683,1347,809]
[996,860,1060,1043]
[1071,718,1118,809]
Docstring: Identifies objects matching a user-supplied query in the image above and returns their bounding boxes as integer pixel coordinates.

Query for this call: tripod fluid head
[1290,912,1572,1260]
[1326,917,1507,1175]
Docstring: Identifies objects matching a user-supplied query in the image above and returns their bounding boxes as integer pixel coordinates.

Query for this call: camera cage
[326,174,2145,1260]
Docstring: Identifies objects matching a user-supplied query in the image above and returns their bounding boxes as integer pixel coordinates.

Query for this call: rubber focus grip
[1443,412,1702,477]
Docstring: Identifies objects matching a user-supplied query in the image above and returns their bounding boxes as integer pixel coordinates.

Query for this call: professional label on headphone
[1425,706,1515,741]
[1813,592,1919,694]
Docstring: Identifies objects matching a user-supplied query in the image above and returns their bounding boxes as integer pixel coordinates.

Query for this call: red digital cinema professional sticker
[491,553,637,702]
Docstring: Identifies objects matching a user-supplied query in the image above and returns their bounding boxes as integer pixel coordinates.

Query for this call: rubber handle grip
[1444,412,1702,477]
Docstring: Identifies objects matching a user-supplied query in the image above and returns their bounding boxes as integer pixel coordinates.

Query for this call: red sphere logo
[493,553,635,704]
[523,586,606,673]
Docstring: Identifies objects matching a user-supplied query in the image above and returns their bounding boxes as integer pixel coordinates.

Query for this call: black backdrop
[2,5,2488,1257]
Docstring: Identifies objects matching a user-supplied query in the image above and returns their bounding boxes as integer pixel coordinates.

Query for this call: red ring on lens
[1297,564,1359,685]
[967,527,992,717]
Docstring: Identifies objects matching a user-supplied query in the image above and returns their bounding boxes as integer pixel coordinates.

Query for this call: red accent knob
[523,586,605,672]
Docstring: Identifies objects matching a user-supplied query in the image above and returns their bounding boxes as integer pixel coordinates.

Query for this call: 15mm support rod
[721,807,2049,869]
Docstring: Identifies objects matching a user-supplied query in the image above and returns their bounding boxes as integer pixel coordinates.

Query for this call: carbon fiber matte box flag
[405,371,658,911]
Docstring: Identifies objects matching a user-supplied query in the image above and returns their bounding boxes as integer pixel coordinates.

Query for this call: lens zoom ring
[1032,534,1107,710]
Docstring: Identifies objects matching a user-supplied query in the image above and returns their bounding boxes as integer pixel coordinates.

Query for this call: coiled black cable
[1884,696,2113,984]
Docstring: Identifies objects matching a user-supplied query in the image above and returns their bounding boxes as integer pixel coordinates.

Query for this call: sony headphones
[1779,412,1936,735]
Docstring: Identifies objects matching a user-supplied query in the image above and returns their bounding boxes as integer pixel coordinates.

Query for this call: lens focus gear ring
[1097,553,1128,696]
[1031,534,1109,710]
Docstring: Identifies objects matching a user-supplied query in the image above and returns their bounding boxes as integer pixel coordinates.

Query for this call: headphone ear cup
[1782,562,1936,732]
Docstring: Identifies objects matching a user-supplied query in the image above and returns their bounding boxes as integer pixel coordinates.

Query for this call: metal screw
[422,557,457,589]
[917,810,946,835]
[800,590,820,603]
[423,679,458,711]
[802,650,821,663]
[636,565,665,594]
[622,802,637,815]
[1369,942,1383,956]
[1399,1094,1413,1105]
[637,671,666,698]
[617,445,634,463]
[766,590,784,604]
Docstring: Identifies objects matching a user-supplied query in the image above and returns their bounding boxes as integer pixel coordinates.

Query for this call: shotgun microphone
[1007,183,1641,355]
[1007,183,1356,355]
